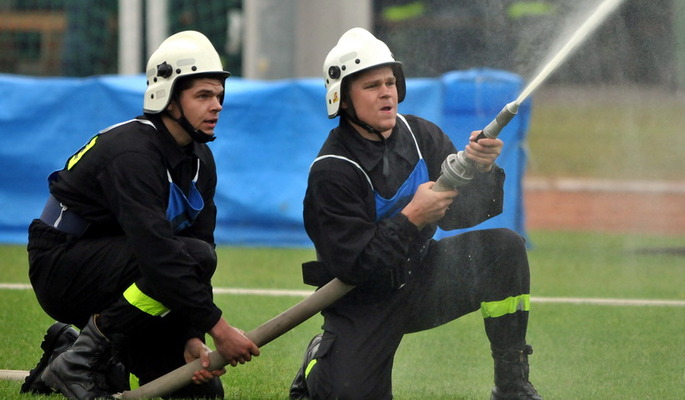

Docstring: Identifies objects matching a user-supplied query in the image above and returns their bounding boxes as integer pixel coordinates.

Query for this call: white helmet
[144,30,230,113]
[323,27,405,119]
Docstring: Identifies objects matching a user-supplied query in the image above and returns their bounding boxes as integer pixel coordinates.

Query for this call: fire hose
[120,278,355,399]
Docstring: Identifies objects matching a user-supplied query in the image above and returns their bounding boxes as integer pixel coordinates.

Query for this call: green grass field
[1,230,683,399]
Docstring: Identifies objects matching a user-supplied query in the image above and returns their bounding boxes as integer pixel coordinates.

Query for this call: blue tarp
[0,69,530,247]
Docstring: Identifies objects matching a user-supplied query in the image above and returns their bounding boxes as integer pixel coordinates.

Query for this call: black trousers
[305,228,531,400]
[26,219,218,384]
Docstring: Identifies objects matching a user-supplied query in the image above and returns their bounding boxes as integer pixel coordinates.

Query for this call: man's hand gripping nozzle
[433,101,519,192]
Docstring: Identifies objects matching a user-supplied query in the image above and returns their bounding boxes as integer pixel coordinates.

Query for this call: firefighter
[24,30,260,400]
[289,27,542,400]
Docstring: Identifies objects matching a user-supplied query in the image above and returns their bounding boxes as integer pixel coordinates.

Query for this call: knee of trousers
[306,355,393,400]
[178,237,217,278]
[489,228,527,261]
[489,229,531,294]
[308,373,391,400]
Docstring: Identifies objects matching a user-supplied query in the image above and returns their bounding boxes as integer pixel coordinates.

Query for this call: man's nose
[212,96,223,111]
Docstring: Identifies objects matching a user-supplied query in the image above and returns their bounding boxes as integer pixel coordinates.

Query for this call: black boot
[41,315,116,400]
[289,333,323,400]
[103,355,131,393]
[21,322,79,394]
[491,344,543,400]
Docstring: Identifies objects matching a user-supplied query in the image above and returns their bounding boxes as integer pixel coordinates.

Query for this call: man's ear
[166,99,180,117]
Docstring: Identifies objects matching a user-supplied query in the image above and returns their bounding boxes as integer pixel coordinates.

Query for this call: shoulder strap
[396,114,423,159]
[310,154,374,190]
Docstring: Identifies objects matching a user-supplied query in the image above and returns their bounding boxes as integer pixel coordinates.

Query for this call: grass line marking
[212,287,313,297]
[0,369,27,381]
[2,283,683,307]
[530,296,685,307]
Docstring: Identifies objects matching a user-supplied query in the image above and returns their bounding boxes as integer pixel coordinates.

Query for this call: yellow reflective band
[304,359,317,379]
[123,283,170,317]
[67,135,98,170]
[481,294,531,319]
[129,373,139,390]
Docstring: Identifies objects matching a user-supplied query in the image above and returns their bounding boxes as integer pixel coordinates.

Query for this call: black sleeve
[98,151,222,333]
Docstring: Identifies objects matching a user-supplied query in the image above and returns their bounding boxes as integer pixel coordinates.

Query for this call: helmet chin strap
[176,115,216,143]
[168,99,215,144]
[345,111,381,137]
[343,107,390,179]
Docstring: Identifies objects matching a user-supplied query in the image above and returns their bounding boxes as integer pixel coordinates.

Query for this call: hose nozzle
[481,101,519,139]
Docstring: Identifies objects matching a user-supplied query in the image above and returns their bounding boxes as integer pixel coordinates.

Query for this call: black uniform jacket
[304,115,505,289]
[48,114,221,333]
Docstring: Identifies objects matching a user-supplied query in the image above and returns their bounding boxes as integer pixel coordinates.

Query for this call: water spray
[434,0,626,191]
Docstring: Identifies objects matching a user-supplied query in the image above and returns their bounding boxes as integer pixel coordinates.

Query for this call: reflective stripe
[304,359,317,378]
[123,283,170,317]
[481,294,530,318]
[67,136,98,170]
[66,119,156,170]
[129,373,139,390]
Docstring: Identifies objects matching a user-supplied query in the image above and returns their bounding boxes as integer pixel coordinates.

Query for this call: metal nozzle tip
[506,101,520,115]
